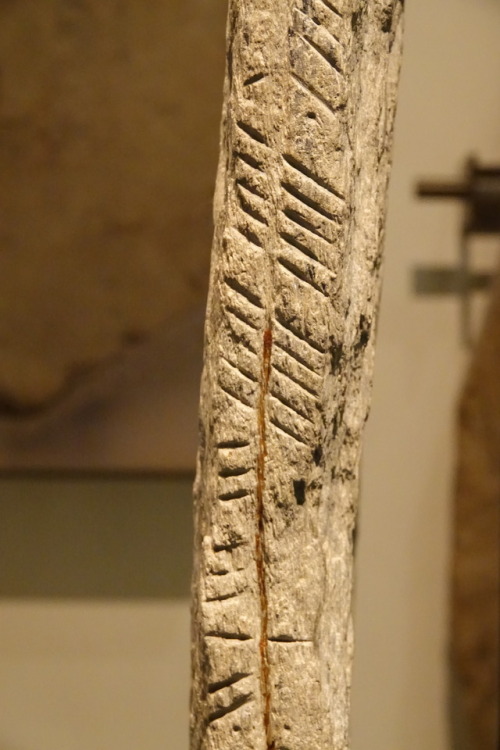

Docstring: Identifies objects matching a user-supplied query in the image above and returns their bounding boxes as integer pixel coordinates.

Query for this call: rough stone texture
[191,2,404,748]
[452,272,500,750]
[0,0,226,413]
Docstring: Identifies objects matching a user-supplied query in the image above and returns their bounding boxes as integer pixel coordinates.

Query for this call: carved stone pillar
[191,2,404,748]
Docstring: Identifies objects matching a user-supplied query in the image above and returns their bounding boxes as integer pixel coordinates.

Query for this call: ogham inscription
[191,1,404,748]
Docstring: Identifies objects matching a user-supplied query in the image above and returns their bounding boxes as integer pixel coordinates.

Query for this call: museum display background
[1,0,499,748]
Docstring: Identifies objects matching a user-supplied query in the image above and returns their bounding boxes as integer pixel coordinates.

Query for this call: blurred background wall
[0,0,499,749]
[350,0,500,748]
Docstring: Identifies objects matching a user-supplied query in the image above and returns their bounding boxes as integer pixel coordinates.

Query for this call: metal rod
[416,181,468,200]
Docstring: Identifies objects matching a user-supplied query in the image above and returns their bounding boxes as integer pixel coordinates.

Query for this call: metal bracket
[414,157,499,346]
[413,268,491,296]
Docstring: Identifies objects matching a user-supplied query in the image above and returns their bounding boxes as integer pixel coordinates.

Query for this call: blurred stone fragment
[452,271,500,749]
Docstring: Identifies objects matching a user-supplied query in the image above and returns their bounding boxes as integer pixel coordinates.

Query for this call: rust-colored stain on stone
[256,326,275,749]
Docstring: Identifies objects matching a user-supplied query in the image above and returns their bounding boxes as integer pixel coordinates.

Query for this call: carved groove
[225,325,259,355]
[206,591,240,602]
[298,7,341,43]
[208,693,253,724]
[283,154,345,200]
[236,151,264,172]
[206,632,253,641]
[236,225,264,248]
[213,540,247,552]
[273,339,322,374]
[224,276,264,309]
[291,72,340,117]
[226,304,261,331]
[237,188,269,225]
[208,672,251,694]
[316,0,343,18]
[218,381,254,409]
[281,180,340,222]
[236,176,266,199]
[270,390,314,423]
[244,72,266,86]
[279,230,319,262]
[219,465,252,478]
[272,360,319,397]
[277,255,329,296]
[221,356,259,384]
[268,636,313,643]
[217,440,251,450]
[269,416,310,446]
[219,489,251,501]
[282,207,331,242]
[237,120,269,146]
[301,33,343,75]
[237,179,267,207]
[274,311,327,354]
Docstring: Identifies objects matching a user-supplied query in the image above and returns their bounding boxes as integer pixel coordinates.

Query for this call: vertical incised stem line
[256,326,274,749]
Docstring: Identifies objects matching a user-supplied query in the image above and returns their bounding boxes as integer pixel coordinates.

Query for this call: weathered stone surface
[452,272,500,750]
[0,0,226,412]
[191,2,404,748]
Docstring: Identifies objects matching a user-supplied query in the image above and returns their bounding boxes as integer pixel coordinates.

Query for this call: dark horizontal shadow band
[0,476,194,600]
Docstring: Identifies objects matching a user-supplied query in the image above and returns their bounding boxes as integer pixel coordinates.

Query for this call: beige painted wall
[1,0,499,749]
[0,478,192,750]
[0,0,225,413]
